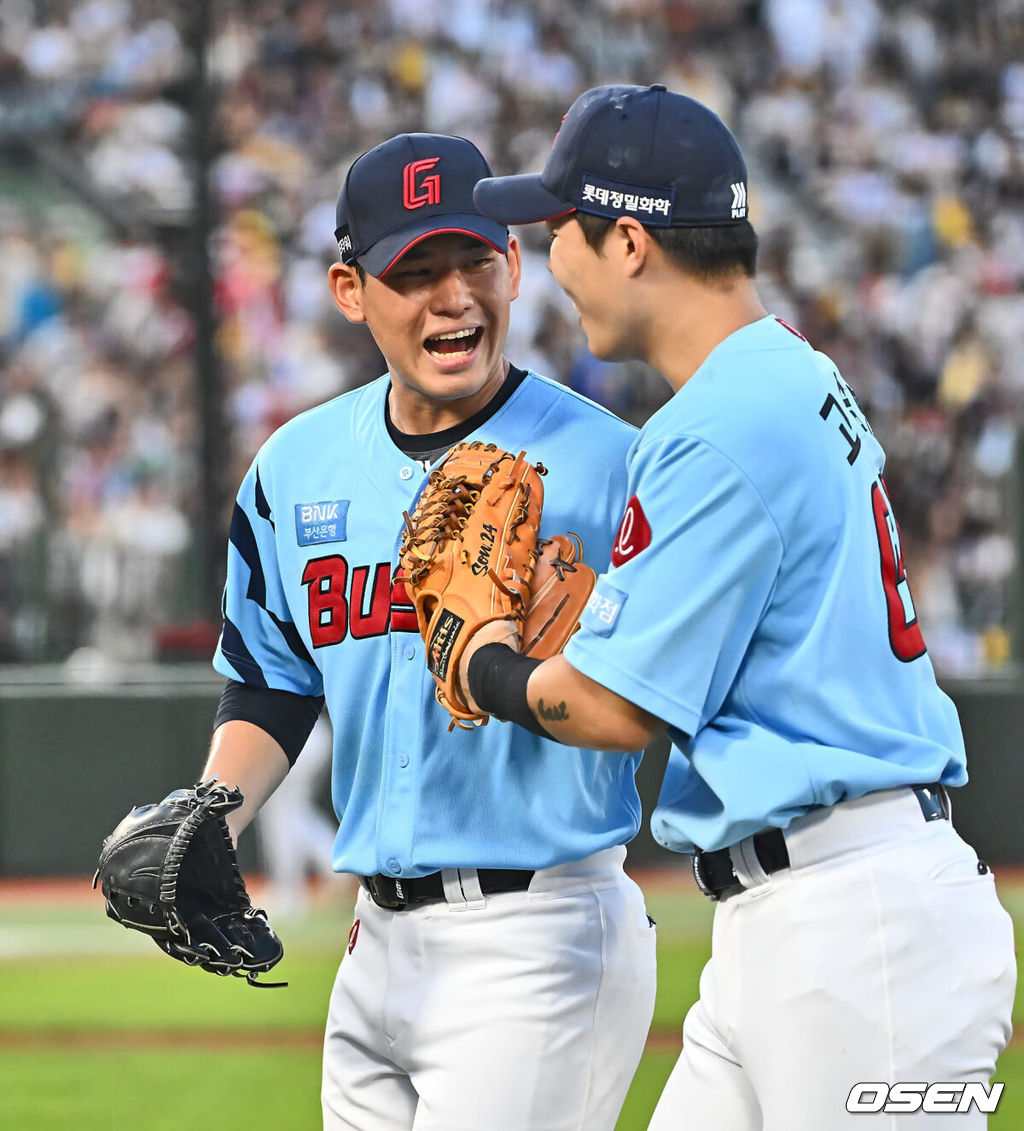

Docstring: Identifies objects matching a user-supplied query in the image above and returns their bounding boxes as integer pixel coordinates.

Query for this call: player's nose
[429,268,474,316]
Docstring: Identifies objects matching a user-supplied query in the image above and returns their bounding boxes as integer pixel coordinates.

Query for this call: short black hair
[574,212,758,279]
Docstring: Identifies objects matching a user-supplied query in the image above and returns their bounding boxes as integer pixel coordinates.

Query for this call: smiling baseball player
[202,133,656,1130]
[462,84,1017,1127]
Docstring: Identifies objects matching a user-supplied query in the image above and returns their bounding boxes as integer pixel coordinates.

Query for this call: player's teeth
[426,327,480,357]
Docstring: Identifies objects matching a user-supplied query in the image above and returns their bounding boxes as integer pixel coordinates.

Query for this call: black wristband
[468,643,551,738]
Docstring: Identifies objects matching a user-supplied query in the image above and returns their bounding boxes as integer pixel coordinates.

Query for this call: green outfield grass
[0,879,1020,1130]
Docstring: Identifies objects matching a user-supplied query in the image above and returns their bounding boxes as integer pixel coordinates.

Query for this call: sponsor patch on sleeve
[581,582,627,637]
[611,495,651,566]
[295,500,349,546]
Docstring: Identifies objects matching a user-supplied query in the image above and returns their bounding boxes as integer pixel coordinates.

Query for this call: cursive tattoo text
[537,699,569,722]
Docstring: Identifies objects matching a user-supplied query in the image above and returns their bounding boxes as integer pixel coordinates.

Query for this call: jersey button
[398,753,409,768]
[399,466,414,480]
[387,858,401,874]
[403,644,416,660]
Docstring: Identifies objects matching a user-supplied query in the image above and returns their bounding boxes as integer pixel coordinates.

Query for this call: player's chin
[581,329,615,361]
[580,318,627,363]
[418,360,492,402]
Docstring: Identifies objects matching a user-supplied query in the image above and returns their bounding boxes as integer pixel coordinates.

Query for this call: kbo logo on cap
[403,158,441,210]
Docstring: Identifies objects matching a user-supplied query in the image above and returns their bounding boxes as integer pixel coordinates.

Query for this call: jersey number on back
[870,477,926,662]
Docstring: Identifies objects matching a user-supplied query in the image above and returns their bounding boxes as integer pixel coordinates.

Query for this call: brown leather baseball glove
[399,441,545,728]
[521,533,596,659]
[399,442,596,730]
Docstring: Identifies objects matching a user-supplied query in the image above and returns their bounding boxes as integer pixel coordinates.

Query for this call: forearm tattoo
[536,699,569,722]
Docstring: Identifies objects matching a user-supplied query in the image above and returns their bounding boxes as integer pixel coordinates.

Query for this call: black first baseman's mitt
[94,778,285,987]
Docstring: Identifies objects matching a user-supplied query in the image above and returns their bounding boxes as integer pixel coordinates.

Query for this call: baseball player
[462,85,1017,1127]
[201,132,656,1130]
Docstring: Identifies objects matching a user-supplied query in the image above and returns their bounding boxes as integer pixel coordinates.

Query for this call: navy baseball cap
[335,133,509,277]
[474,84,748,229]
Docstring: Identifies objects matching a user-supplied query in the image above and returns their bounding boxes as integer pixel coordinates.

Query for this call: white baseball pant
[648,787,1016,1130]
[322,845,657,1130]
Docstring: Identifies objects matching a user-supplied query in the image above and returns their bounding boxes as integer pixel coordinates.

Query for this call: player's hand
[458,618,520,713]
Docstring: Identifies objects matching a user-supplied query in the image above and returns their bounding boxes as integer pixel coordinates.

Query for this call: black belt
[360,868,535,911]
[691,783,949,902]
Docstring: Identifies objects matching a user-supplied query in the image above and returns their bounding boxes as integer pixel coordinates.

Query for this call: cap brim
[473,174,574,226]
[360,214,509,277]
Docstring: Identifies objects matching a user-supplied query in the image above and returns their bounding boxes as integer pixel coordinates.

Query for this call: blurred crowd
[0,0,1021,678]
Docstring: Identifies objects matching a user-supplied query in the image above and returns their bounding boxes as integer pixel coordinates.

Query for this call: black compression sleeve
[467,644,552,738]
[213,679,325,765]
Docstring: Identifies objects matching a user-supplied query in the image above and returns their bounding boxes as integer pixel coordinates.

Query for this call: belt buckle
[913,783,949,823]
[363,875,406,912]
[691,851,721,902]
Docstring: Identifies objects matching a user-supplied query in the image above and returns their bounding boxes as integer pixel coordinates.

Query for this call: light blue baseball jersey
[564,316,965,854]
[214,371,640,877]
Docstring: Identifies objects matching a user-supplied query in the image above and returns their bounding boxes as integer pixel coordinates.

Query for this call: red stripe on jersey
[775,317,807,341]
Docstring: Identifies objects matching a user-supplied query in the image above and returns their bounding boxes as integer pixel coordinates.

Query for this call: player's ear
[614,217,649,278]
[328,262,367,324]
[505,234,522,301]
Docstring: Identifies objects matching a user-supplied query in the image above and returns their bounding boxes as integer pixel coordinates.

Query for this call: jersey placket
[373,480,432,878]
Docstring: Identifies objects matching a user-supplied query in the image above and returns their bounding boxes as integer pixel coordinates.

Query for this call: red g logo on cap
[403,158,441,209]
[611,495,651,566]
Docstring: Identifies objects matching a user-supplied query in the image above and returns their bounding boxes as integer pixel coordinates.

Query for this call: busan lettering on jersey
[817,364,926,663]
[301,557,417,647]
